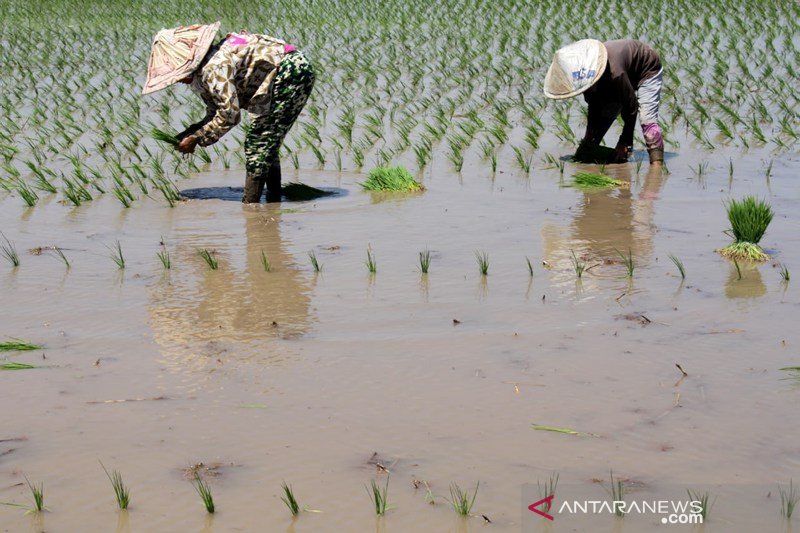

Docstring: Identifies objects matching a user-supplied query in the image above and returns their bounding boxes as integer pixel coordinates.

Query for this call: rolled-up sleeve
[193,62,241,146]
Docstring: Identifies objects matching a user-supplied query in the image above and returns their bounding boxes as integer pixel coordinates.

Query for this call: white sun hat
[142,22,221,95]
[543,39,608,100]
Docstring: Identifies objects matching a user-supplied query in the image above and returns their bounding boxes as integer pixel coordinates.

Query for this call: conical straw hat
[543,39,608,99]
[142,22,221,95]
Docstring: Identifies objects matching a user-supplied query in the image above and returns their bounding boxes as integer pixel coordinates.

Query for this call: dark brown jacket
[583,40,662,147]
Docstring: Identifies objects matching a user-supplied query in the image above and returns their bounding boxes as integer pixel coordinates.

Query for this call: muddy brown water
[1,141,799,532]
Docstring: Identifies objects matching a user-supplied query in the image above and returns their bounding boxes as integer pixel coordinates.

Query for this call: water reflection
[148,208,313,378]
[724,262,767,300]
[542,164,665,287]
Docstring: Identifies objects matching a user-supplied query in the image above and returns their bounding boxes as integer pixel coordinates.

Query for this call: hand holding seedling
[177,136,198,154]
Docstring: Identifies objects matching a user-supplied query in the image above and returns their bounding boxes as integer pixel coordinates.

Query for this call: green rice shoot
[686,489,715,520]
[100,462,130,510]
[570,172,625,189]
[198,249,219,270]
[779,480,799,519]
[308,250,322,272]
[281,182,334,201]
[280,481,300,516]
[53,246,70,269]
[419,249,431,274]
[531,423,599,437]
[0,362,37,370]
[538,473,559,512]
[361,165,423,192]
[260,250,271,272]
[366,475,390,516]
[718,196,773,262]
[779,263,790,282]
[475,251,489,276]
[448,481,479,516]
[108,240,125,269]
[192,473,215,514]
[668,253,685,279]
[608,471,624,517]
[151,128,180,147]
[570,250,585,279]
[0,339,42,351]
[365,248,377,274]
[1,232,20,267]
[25,477,44,513]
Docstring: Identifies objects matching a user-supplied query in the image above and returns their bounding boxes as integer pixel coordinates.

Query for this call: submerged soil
[1,143,799,532]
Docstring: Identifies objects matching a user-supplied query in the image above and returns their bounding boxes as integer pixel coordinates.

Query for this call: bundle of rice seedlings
[717,196,773,262]
[281,183,333,201]
[569,172,625,190]
[361,165,423,192]
[151,128,180,147]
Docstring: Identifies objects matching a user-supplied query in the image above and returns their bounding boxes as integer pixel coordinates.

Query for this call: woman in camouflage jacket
[144,24,315,202]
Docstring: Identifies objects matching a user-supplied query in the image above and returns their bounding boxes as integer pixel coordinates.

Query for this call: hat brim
[142,21,220,95]
[543,41,608,100]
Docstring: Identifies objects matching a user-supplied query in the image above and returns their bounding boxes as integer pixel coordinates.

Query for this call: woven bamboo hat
[142,22,220,95]
[543,39,608,99]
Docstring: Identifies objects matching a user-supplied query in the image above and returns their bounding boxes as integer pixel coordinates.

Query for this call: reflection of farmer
[541,165,666,277]
[142,22,315,203]
[544,39,664,165]
[148,210,313,376]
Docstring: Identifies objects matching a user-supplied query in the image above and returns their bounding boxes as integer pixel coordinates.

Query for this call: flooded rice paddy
[1,0,799,531]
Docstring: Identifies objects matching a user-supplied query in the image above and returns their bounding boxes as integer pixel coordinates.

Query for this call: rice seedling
[365,248,377,274]
[280,481,300,516]
[608,471,624,517]
[361,165,423,192]
[366,475,390,516]
[616,249,635,277]
[779,480,799,519]
[718,196,773,262]
[151,128,179,147]
[0,362,37,370]
[108,241,125,269]
[531,424,600,437]
[668,253,685,279]
[0,339,41,351]
[448,482,479,516]
[198,249,219,270]
[778,263,790,282]
[570,250,585,279]
[100,462,130,510]
[281,182,333,201]
[418,249,431,274]
[538,473,559,512]
[686,489,714,520]
[25,477,44,513]
[308,250,322,272]
[569,172,624,190]
[1,233,20,267]
[156,247,171,270]
[192,473,215,514]
[475,251,489,276]
[14,179,38,206]
[526,256,534,277]
[53,246,70,269]
[260,250,271,272]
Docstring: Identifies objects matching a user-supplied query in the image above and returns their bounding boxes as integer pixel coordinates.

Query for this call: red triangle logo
[528,495,555,521]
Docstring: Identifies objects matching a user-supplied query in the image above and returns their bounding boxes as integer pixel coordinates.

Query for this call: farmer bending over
[143,22,315,202]
[543,39,664,166]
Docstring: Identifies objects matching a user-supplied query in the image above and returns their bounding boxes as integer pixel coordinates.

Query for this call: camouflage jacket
[185,32,288,146]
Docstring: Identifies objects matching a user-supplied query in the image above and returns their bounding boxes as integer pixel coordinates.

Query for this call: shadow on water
[558,150,679,163]
[180,186,347,202]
